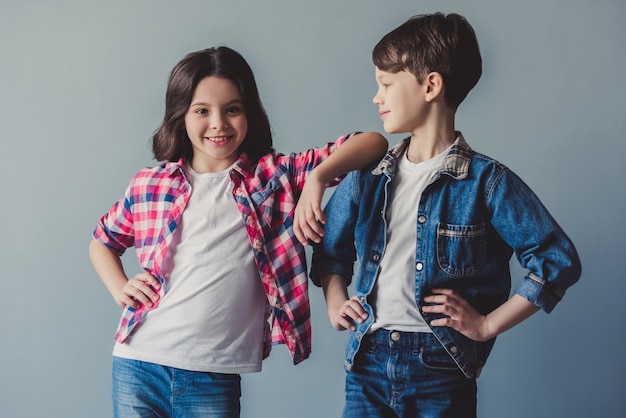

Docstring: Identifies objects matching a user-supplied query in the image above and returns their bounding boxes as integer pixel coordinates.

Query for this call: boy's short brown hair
[373,12,482,109]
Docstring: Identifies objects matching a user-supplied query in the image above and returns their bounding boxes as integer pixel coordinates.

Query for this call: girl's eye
[194,108,208,115]
[382,84,390,89]
[227,106,242,115]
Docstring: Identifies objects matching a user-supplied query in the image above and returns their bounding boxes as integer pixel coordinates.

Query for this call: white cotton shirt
[113,164,267,373]
[370,148,448,333]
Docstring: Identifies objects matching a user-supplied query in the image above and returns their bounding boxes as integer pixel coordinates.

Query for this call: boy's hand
[115,272,161,310]
[293,172,327,246]
[422,288,491,342]
[329,295,369,331]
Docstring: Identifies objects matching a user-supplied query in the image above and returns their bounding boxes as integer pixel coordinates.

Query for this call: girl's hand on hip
[116,272,161,309]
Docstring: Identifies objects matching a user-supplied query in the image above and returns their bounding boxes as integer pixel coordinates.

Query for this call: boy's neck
[405,117,456,163]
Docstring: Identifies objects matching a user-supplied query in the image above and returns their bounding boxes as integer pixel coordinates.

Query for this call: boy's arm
[320,274,369,332]
[89,239,160,309]
[293,131,387,245]
[422,289,540,342]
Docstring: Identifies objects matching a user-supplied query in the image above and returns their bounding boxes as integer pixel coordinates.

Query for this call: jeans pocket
[418,345,464,377]
[436,222,486,277]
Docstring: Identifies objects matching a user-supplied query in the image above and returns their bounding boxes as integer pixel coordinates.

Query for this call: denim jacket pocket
[436,223,486,276]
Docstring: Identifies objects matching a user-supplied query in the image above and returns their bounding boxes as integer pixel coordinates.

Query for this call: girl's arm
[422,289,540,342]
[89,239,160,309]
[294,131,387,245]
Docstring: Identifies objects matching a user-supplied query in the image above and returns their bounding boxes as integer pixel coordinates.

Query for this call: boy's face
[373,67,426,135]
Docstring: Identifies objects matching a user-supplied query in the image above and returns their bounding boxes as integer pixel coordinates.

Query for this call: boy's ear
[424,72,444,102]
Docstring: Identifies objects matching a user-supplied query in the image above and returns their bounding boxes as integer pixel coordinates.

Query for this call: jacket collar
[372,132,473,181]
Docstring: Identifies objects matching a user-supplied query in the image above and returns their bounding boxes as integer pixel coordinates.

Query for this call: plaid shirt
[93,133,352,365]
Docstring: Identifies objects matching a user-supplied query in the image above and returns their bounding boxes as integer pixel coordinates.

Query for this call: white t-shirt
[113,164,267,373]
[370,148,448,333]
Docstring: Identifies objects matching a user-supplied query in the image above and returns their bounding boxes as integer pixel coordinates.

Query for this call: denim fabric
[344,329,476,418]
[112,357,241,418]
[311,134,581,379]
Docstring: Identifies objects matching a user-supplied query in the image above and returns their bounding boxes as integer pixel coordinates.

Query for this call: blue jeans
[112,357,241,418]
[343,330,477,418]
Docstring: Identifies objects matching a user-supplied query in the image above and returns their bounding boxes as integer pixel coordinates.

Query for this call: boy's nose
[373,91,382,105]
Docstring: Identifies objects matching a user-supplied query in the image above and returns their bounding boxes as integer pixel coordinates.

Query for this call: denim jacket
[310,134,581,378]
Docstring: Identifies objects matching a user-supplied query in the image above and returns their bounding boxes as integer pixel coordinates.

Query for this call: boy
[309,12,581,418]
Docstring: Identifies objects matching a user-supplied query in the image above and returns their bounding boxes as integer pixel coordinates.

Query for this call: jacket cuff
[514,274,563,313]
[309,253,354,287]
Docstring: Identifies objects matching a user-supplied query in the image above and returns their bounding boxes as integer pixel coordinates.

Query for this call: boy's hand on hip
[422,288,491,342]
[329,296,369,332]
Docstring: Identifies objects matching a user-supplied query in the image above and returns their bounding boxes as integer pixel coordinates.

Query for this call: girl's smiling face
[184,76,248,173]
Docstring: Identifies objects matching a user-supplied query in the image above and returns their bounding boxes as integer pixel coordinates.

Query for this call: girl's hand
[294,172,326,246]
[115,272,161,309]
[422,288,491,342]
[329,296,369,331]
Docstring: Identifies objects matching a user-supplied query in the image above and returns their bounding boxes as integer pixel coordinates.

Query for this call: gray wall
[1,0,624,417]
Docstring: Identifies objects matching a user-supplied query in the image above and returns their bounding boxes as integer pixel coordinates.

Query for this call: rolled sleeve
[310,251,355,287]
[309,171,360,287]
[490,168,582,313]
[92,184,136,256]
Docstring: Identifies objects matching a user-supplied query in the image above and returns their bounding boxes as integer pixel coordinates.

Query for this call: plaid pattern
[94,133,351,365]
[372,134,472,180]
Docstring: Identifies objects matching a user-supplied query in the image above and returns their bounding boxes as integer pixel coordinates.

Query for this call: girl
[89,46,387,417]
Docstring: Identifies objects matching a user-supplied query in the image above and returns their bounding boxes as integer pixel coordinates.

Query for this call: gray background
[1,0,624,417]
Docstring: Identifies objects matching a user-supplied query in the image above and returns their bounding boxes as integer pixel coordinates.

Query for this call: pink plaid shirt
[93,133,352,364]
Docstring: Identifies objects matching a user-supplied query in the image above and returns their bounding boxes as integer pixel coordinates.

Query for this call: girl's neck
[190,156,238,174]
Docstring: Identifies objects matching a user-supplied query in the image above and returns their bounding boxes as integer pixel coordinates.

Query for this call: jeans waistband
[364,328,438,349]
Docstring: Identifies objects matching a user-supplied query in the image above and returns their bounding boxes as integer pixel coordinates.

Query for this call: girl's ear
[424,72,444,103]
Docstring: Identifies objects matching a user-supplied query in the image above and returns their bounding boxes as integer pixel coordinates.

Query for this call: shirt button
[246,215,254,224]
[415,262,423,271]
[418,215,427,224]
[391,331,401,342]
[449,345,458,354]
[373,254,380,261]
[275,301,283,310]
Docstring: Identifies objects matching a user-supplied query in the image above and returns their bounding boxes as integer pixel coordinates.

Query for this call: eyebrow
[189,99,244,107]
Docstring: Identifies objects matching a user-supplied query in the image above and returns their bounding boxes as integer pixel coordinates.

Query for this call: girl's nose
[211,113,229,129]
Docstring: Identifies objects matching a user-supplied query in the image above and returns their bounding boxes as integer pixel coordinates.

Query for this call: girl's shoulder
[130,160,185,185]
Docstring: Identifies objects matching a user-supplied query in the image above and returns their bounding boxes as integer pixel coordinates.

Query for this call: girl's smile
[206,135,235,144]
